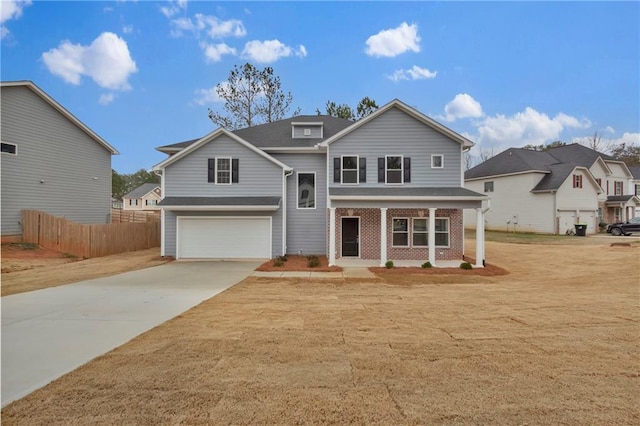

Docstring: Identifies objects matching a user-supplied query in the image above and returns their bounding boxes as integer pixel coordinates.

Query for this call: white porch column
[475,207,485,268]
[329,208,336,266]
[428,208,436,266]
[379,208,388,267]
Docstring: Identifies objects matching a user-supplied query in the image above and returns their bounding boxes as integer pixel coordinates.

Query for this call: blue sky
[2,1,639,174]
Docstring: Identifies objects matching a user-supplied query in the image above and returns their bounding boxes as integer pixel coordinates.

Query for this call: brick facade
[332,207,463,261]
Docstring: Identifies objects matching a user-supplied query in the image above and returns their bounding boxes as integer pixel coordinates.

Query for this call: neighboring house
[0,81,119,241]
[153,99,488,267]
[122,183,162,211]
[630,166,640,216]
[464,144,639,235]
[112,198,124,210]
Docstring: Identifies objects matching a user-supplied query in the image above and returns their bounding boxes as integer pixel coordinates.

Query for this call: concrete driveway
[1,260,258,407]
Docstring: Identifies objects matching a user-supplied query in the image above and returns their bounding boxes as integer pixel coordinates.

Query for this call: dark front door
[342,217,359,257]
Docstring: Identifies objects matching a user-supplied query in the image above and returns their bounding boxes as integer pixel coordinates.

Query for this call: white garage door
[178,217,271,259]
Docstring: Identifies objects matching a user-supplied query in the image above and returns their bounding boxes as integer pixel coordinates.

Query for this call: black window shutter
[333,157,341,183]
[232,159,239,183]
[207,159,215,183]
[359,158,366,183]
[404,157,411,183]
[378,157,385,183]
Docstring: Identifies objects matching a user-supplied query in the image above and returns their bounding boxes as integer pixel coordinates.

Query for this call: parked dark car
[606,216,640,236]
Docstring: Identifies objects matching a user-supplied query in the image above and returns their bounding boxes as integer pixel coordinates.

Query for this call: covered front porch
[327,188,488,268]
[603,195,640,223]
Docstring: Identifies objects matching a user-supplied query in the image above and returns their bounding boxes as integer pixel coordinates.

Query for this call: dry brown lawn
[2,239,639,425]
[1,247,171,297]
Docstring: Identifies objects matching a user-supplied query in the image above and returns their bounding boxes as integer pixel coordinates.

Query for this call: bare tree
[208,63,297,130]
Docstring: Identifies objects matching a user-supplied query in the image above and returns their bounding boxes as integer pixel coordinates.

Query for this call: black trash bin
[574,224,587,236]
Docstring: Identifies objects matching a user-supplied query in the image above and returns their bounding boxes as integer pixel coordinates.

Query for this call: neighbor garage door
[177,217,271,259]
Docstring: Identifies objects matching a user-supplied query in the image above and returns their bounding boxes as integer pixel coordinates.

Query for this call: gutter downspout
[153,169,165,257]
[283,169,294,256]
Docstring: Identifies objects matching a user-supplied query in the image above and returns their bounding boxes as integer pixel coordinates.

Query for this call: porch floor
[336,258,465,268]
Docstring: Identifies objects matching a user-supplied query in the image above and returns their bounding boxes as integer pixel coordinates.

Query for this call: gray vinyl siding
[1,85,112,236]
[272,153,327,255]
[292,125,323,139]
[329,107,462,187]
[162,134,285,257]
[164,135,283,197]
[163,210,282,258]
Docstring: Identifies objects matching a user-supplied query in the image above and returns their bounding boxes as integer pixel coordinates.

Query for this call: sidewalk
[252,267,376,279]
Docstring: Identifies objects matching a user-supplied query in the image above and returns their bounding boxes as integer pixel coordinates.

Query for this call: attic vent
[304,129,311,136]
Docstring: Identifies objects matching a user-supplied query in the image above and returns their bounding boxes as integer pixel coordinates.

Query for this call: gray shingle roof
[605,195,636,203]
[329,187,485,198]
[628,166,640,179]
[156,115,353,152]
[123,183,160,199]
[159,196,281,206]
[465,143,623,192]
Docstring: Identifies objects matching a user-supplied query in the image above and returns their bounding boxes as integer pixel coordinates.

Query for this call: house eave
[160,205,280,211]
[262,146,325,154]
[465,170,550,182]
[329,195,489,202]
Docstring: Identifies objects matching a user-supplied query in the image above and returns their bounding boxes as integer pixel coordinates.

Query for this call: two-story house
[464,144,638,234]
[122,183,162,211]
[1,81,118,242]
[153,99,488,267]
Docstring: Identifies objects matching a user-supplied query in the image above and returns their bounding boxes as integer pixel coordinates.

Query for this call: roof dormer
[291,121,323,139]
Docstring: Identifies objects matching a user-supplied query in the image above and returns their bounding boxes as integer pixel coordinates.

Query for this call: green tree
[111,169,159,199]
[316,101,355,120]
[316,97,379,121]
[208,63,298,130]
[522,141,567,151]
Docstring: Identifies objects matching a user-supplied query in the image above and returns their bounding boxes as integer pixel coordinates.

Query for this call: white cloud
[98,93,115,105]
[242,39,306,63]
[1,0,32,39]
[200,42,236,62]
[476,107,590,148]
[160,0,187,18]
[442,93,483,122]
[42,32,138,91]
[603,126,615,134]
[122,24,133,34]
[572,131,639,148]
[194,83,227,105]
[365,22,420,57]
[387,65,437,82]
[171,13,246,38]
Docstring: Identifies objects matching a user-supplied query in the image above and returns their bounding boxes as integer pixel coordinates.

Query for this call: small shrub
[421,261,432,269]
[385,260,394,269]
[11,242,38,250]
[273,258,284,267]
[307,255,320,268]
[278,255,288,262]
[63,252,78,259]
[460,262,473,270]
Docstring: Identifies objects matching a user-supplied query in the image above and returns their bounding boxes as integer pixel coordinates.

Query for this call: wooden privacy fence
[111,209,160,223]
[22,210,160,259]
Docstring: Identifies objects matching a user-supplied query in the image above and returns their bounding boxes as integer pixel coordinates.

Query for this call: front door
[342,217,359,257]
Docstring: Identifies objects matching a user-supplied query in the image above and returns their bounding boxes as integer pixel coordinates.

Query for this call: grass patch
[9,242,38,250]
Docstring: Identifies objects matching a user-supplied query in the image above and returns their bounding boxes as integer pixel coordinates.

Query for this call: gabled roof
[465,148,556,180]
[156,115,353,154]
[0,80,119,155]
[319,99,475,149]
[123,182,160,199]
[629,166,640,180]
[545,143,616,165]
[532,165,601,193]
[152,127,292,172]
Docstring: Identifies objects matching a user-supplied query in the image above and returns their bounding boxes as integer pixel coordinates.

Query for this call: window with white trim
[434,218,450,246]
[614,181,623,195]
[342,156,358,184]
[431,154,443,168]
[573,174,583,189]
[484,181,494,192]
[392,218,409,247]
[216,157,231,184]
[146,199,158,206]
[1,142,17,155]
[412,218,428,247]
[386,155,403,184]
[297,172,315,209]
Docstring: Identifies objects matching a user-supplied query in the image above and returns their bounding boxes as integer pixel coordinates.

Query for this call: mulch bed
[370,262,509,277]
[256,255,343,272]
